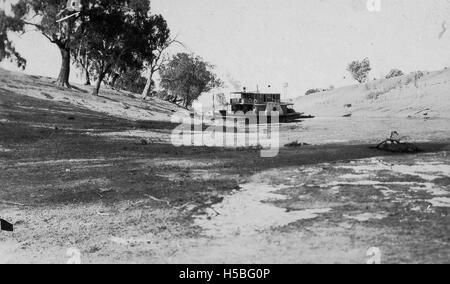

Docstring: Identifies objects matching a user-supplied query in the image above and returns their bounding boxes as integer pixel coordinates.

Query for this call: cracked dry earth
[1,151,449,263]
[182,152,450,264]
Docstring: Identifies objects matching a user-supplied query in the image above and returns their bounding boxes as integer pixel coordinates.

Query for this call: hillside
[0,68,187,122]
[295,68,450,118]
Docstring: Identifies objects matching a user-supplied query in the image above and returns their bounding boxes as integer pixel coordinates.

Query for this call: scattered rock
[110,237,152,246]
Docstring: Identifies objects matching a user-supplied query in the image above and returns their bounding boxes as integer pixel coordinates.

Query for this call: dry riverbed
[1,83,449,263]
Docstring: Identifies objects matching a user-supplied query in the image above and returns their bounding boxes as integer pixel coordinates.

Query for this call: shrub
[305,89,321,96]
[385,69,404,79]
[413,71,424,80]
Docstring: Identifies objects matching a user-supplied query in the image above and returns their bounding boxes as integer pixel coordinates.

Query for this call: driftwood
[0,200,27,207]
[375,131,421,153]
[145,194,171,207]
[376,131,401,148]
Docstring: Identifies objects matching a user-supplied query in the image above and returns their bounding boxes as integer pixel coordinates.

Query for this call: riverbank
[1,71,449,263]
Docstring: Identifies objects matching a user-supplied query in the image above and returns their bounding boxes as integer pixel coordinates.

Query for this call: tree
[159,53,222,108]
[385,69,404,79]
[70,25,92,85]
[216,93,228,107]
[4,0,86,87]
[113,67,148,93]
[79,1,135,95]
[80,0,170,96]
[347,58,371,84]
[0,10,27,69]
[81,2,129,95]
[140,23,173,100]
[305,88,321,96]
[108,9,170,94]
[106,49,144,90]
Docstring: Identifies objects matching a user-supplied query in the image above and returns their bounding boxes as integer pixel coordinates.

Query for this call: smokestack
[283,83,289,98]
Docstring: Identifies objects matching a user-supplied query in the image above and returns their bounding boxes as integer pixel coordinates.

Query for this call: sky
[1,0,450,98]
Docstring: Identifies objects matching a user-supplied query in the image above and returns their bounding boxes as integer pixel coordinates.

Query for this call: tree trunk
[93,70,106,96]
[141,70,153,100]
[110,73,120,89]
[84,67,91,85]
[56,47,71,88]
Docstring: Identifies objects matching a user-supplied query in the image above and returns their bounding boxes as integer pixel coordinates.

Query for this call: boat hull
[217,112,313,124]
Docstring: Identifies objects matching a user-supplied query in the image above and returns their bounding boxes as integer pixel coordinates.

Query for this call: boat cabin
[228,92,295,115]
[230,92,281,105]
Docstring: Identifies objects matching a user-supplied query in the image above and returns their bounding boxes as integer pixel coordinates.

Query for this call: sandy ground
[295,68,450,119]
[0,70,449,263]
[185,153,450,263]
[0,68,188,122]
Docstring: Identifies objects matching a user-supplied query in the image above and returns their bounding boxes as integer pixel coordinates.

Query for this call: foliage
[159,53,222,108]
[141,35,176,99]
[3,0,101,86]
[385,69,404,79]
[305,89,321,96]
[347,58,371,83]
[0,10,27,69]
[6,0,78,48]
[216,93,228,107]
[3,0,169,91]
[78,0,169,95]
[114,68,149,94]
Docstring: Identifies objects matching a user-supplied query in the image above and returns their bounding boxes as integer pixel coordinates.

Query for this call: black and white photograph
[0,0,449,266]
